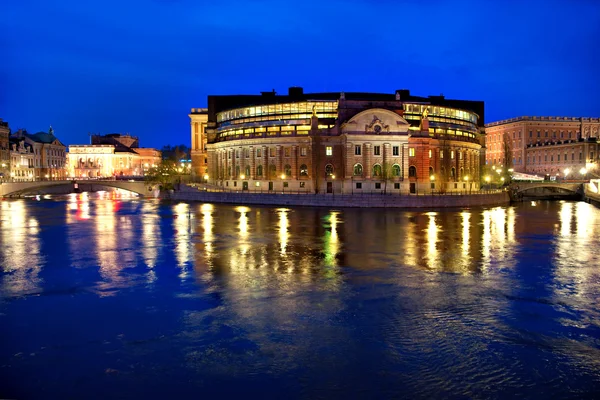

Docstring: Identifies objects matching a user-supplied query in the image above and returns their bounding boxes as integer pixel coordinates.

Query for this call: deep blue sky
[2,0,599,149]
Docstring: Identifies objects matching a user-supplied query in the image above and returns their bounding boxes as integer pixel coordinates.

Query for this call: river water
[1,192,599,399]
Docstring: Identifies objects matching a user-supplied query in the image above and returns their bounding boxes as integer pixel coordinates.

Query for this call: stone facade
[11,128,67,180]
[189,109,208,179]
[485,116,600,178]
[0,119,10,181]
[192,88,485,194]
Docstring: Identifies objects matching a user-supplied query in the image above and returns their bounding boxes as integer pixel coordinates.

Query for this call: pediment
[342,108,410,134]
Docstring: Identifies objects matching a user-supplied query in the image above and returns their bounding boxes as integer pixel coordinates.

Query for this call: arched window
[284,164,292,177]
[372,164,382,177]
[325,164,334,176]
[228,166,232,177]
[300,164,308,177]
[235,165,240,177]
[451,167,456,180]
[392,164,401,177]
[269,164,276,178]
[245,165,250,177]
[460,167,464,179]
[256,165,263,177]
[409,166,417,178]
[353,163,363,176]
[429,166,434,178]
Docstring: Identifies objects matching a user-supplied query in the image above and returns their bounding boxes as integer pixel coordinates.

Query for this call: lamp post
[204,174,209,184]
[332,174,336,196]
[281,173,286,193]
[430,174,435,195]
[580,167,587,180]
[564,168,571,181]
[485,175,491,191]
[464,175,469,194]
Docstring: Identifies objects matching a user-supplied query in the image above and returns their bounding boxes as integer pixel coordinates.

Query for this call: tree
[381,162,396,194]
[161,144,190,162]
[144,159,181,190]
[438,137,452,194]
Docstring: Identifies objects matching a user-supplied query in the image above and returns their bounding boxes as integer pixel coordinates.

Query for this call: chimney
[288,87,304,97]
[395,89,410,100]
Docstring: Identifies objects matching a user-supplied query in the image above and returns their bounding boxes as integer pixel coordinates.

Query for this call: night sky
[2,0,599,149]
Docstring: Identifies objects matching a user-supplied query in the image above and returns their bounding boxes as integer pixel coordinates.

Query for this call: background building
[189,108,208,179]
[67,134,161,178]
[8,137,35,181]
[11,127,67,180]
[191,88,485,193]
[485,117,600,178]
[0,119,10,181]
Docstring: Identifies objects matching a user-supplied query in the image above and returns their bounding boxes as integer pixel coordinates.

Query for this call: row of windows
[217,101,338,123]
[528,151,596,164]
[404,103,478,124]
[225,146,309,159]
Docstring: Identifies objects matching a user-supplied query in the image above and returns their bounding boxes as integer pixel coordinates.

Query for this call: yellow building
[67,135,161,178]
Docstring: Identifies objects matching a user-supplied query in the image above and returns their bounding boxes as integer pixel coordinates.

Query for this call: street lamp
[430,174,435,194]
[332,174,336,196]
[485,175,491,190]
[580,167,587,178]
[564,168,571,180]
[281,173,286,193]
[203,174,209,184]
[240,174,245,180]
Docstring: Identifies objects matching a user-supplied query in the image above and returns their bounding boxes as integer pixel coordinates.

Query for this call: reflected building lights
[323,211,341,268]
[277,208,290,256]
[425,212,439,270]
[0,201,42,295]
[173,203,192,279]
[141,202,161,272]
[461,211,470,260]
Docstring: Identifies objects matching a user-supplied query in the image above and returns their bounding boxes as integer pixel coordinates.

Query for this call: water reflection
[2,199,600,398]
[0,200,43,295]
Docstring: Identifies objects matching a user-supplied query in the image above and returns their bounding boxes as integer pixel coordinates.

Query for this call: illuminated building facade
[191,88,485,193]
[0,119,10,181]
[10,128,67,180]
[67,134,161,178]
[9,137,35,181]
[486,117,600,177]
[189,108,208,179]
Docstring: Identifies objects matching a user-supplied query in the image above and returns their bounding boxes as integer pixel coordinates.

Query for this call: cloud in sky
[1,0,598,148]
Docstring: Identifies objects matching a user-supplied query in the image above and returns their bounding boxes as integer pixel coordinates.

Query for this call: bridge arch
[0,180,151,197]
[512,182,583,194]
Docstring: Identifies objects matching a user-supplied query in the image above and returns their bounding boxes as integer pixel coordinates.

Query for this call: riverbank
[163,187,510,208]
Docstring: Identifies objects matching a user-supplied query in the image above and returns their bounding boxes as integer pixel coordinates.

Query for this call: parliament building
[190,88,485,194]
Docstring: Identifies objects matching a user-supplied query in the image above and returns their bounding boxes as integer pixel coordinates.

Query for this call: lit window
[428,149,432,158]
[353,163,363,176]
[451,151,455,159]
[409,148,415,157]
[300,182,305,188]
[326,146,333,156]
[257,149,262,157]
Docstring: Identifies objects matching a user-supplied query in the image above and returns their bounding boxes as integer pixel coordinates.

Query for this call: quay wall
[164,189,510,209]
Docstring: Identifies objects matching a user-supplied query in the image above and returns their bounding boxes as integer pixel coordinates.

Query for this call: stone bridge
[0,180,151,197]
[512,182,583,194]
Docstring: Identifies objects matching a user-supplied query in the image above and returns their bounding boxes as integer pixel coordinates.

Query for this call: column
[250,146,255,179]
[262,146,268,180]
[291,145,298,179]
[345,142,353,179]
[276,145,282,176]
[364,143,372,178]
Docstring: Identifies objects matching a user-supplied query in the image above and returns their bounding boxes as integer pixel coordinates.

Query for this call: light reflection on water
[1,198,600,398]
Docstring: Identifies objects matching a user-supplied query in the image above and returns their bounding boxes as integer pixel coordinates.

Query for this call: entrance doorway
[242,181,248,191]
[410,183,416,194]
[327,182,333,194]
[268,181,273,191]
